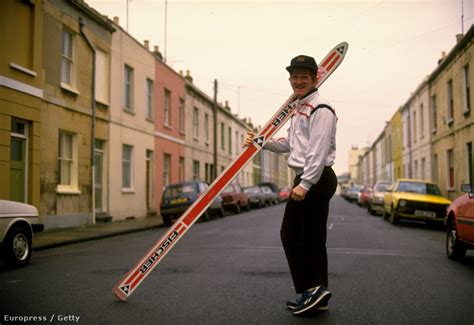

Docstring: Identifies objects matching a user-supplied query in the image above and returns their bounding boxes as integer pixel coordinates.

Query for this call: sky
[87,0,473,176]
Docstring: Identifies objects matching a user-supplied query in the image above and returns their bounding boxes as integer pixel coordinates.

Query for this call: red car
[357,186,372,207]
[220,184,250,214]
[279,187,290,202]
[445,184,474,260]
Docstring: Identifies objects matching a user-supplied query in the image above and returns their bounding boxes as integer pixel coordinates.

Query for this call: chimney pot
[185,70,193,83]
[144,40,149,50]
[456,34,463,43]
[113,16,119,25]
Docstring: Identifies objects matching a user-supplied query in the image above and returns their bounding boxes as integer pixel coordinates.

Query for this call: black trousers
[280,166,337,294]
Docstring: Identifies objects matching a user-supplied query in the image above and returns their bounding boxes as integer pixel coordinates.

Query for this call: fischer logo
[272,103,296,127]
[139,231,179,274]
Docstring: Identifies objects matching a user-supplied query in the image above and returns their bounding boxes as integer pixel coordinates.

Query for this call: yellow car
[383,179,451,225]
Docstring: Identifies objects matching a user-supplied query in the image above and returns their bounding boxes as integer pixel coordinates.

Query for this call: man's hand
[291,185,308,201]
[242,131,256,147]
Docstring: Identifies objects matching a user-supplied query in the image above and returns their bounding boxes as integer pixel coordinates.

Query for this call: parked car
[0,200,44,267]
[160,181,224,226]
[345,184,364,203]
[258,182,280,196]
[357,186,372,207]
[368,180,392,215]
[279,187,291,202]
[220,183,250,214]
[243,186,267,209]
[445,184,474,260]
[383,179,451,225]
[260,186,279,206]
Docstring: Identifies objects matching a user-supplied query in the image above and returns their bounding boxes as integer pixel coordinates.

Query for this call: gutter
[79,17,97,225]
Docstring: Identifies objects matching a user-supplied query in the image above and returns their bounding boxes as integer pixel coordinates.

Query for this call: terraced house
[40,0,115,228]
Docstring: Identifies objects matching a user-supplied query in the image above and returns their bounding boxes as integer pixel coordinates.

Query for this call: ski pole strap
[310,104,336,116]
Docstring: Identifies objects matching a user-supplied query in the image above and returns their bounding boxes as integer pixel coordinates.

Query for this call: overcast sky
[87,0,473,176]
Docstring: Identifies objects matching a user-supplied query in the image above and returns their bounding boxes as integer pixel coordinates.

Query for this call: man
[244,55,338,316]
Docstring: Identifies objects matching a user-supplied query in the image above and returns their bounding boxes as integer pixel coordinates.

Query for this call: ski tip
[335,42,349,56]
[112,286,129,302]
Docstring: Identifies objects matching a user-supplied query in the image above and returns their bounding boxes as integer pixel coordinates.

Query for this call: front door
[95,140,104,212]
[10,119,28,203]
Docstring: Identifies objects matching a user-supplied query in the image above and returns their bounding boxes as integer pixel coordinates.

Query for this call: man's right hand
[242,132,256,147]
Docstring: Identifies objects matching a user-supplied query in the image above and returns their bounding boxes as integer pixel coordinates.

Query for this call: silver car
[368,181,393,215]
[0,200,44,267]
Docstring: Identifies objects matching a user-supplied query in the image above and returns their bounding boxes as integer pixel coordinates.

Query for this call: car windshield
[244,187,259,194]
[164,184,196,197]
[222,185,235,193]
[396,182,442,196]
[375,182,392,191]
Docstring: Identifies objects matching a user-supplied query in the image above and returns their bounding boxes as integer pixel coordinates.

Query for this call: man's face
[289,68,317,98]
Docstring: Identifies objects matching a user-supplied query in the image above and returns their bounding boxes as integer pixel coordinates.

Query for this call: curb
[33,223,163,251]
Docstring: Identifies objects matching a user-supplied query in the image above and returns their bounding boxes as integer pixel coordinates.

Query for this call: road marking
[328,223,334,230]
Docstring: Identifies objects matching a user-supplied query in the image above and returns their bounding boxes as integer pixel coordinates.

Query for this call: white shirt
[264,90,337,191]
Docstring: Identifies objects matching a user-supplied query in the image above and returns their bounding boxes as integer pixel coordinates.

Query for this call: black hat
[286,55,318,74]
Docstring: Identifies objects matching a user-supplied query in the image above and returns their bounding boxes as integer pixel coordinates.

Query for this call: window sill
[60,83,80,96]
[122,189,135,194]
[432,128,437,134]
[446,118,454,126]
[463,109,471,117]
[56,187,81,195]
[146,117,155,123]
[96,99,110,107]
[123,108,135,115]
[164,124,172,130]
[10,62,37,77]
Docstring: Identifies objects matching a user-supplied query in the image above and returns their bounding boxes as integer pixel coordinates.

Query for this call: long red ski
[113,42,349,301]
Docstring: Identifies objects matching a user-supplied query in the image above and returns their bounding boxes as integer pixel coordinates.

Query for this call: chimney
[437,51,447,65]
[113,16,119,25]
[144,40,149,50]
[225,100,230,110]
[456,34,463,43]
[153,45,163,61]
[179,70,183,76]
[185,70,193,83]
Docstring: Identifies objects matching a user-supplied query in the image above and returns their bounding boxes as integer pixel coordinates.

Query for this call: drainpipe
[79,17,96,225]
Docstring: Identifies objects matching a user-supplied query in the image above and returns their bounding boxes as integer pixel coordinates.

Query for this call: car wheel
[3,226,32,267]
[389,207,398,225]
[162,215,172,227]
[446,221,467,260]
[235,204,241,214]
[382,209,389,221]
[203,210,211,221]
[368,204,375,216]
[219,207,225,218]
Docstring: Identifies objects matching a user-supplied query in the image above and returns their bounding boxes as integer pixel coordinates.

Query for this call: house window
[221,122,225,150]
[122,144,133,189]
[463,64,471,114]
[95,49,109,104]
[412,111,417,143]
[61,30,74,86]
[146,79,154,120]
[467,142,473,186]
[193,160,200,180]
[204,113,209,143]
[179,157,185,182]
[124,65,133,111]
[420,103,424,139]
[433,154,438,183]
[179,99,185,133]
[58,131,78,192]
[193,107,199,140]
[164,89,171,127]
[421,157,426,180]
[163,154,171,186]
[447,149,454,190]
[447,80,454,124]
[431,95,437,132]
[228,126,232,155]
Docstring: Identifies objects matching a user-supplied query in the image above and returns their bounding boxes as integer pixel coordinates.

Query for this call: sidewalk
[33,216,163,251]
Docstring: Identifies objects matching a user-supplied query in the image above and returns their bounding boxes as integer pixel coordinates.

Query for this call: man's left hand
[291,185,308,201]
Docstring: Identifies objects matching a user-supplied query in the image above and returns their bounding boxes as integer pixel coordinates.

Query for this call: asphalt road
[1,196,473,324]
